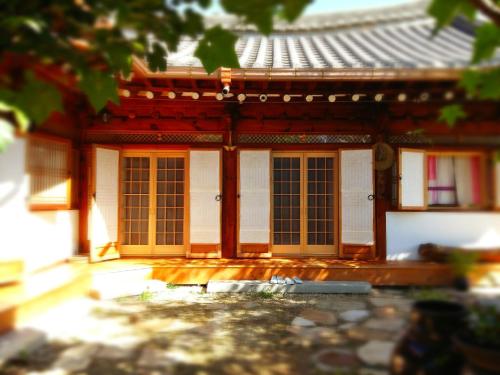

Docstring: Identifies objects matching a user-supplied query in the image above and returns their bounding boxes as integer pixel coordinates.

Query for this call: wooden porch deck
[89,258,500,287]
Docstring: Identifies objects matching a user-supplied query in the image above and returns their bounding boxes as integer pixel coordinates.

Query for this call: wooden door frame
[270,151,338,257]
[119,150,190,256]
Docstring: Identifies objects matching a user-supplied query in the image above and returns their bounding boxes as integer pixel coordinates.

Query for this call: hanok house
[1,0,500,294]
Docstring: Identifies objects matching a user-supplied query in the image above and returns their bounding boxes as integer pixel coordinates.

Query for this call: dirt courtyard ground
[0,286,496,375]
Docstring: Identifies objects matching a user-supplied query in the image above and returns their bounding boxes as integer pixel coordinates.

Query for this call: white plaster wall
[386,212,500,260]
[0,138,78,273]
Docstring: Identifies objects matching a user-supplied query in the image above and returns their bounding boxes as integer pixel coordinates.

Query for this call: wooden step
[0,260,24,285]
[89,258,500,287]
[90,264,154,299]
[0,263,91,334]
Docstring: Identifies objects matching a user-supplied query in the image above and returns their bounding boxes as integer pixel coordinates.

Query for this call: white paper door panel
[341,149,374,245]
[189,151,221,244]
[92,147,119,246]
[401,150,426,208]
[239,150,270,244]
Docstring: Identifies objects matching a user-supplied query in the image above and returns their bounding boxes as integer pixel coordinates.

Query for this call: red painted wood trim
[342,245,372,254]
[190,244,219,253]
[240,244,270,253]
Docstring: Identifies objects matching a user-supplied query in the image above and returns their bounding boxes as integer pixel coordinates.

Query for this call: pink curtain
[428,155,482,207]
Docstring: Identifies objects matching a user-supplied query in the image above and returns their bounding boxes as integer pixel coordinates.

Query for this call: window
[427,153,483,208]
[271,152,337,256]
[398,149,486,210]
[27,135,71,210]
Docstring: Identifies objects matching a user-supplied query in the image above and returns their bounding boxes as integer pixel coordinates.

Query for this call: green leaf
[78,70,119,111]
[221,0,311,34]
[221,0,274,34]
[15,72,63,125]
[427,0,475,31]
[147,42,167,72]
[195,26,240,73]
[459,70,482,95]
[0,118,15,153]
[472,23,500,64]
[105,43,133,76]
[183,8,204,37]
[438,104,466,127]
[280,0,312,22]
[477,68,500,100]
[0,97,29,132]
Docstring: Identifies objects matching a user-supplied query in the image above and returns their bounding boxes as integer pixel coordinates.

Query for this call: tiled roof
[164,0,500,70]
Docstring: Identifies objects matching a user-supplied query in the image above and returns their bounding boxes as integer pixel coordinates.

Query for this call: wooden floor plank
[90,258,500,286]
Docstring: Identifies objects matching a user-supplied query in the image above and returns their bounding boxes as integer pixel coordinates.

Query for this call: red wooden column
[221,148,237,258]
[221,130,238,258]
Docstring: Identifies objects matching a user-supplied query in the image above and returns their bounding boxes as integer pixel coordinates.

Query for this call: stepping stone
[52,343,99,372]
[137,345,176,368]
[288,326,344,345]
[364,318,405,332]
[338,322,355,331]
[319,299,367,311]
[206,280,371,294]
[374,306,398,318]
[339,309,370,322]
[291,316,315,327]
[96,345,134,360]
[312,348,360,372]
[370,297,412,309]
[0,328,46,366]
[347,326,394,341]
[359,368,390,375]
[299,308,337,325]
[357,340,395,366]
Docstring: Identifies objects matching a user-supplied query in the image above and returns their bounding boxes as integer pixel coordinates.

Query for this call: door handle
[367,194,375,201]
[215,194,222,201]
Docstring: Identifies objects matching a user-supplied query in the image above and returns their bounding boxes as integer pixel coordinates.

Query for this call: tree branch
[469,0,500,26]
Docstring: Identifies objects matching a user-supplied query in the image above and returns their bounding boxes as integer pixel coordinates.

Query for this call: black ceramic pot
[453,276,470,292]
[454,335,500,375]
[390,300,468,375]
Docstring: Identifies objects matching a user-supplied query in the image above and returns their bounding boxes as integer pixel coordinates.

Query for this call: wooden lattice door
[120,152,188,256]
[271,152,337,256]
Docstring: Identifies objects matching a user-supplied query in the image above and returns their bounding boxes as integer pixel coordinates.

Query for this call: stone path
[0,286,493,375]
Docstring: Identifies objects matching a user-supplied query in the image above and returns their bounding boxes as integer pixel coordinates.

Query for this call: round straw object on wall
[373,142,395,171]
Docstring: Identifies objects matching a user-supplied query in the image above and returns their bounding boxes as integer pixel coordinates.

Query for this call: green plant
[411,288,450,301]
[467,305,500,349]
[0,1,310,151]
[165,282,178,290]
[255,290,275,299]
[447,251,479,277]
[139,289,153,302]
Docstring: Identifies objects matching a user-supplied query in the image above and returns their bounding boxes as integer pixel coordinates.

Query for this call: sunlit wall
[0,138,78,273]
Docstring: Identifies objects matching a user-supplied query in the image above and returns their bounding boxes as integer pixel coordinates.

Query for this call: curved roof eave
[131,56,464,81]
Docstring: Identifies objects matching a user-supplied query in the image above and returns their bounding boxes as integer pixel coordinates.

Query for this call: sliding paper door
[90,146,120,262]
[188,150,221,258]
[399,148,427,210]
[340,149,374,259]
[238,150,271,257]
